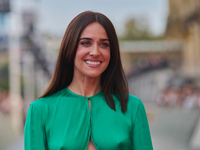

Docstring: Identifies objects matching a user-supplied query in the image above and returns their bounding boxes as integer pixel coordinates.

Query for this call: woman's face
[74,22,110,79]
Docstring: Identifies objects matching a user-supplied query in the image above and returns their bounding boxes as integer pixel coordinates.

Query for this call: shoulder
[126,94,146,114]
[127,94,143,106]
[112,93,143,111]
[30,87,68,109]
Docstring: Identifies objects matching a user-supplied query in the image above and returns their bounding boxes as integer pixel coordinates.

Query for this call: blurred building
[165,2,200,148]
[120,0,200,102]
[165,0,200,81]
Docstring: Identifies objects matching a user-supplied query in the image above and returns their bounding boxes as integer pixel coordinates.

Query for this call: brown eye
[100,43,109,48]
[80,41,91,46]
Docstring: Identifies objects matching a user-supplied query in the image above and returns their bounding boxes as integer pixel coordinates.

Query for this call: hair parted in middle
[40,11,129,113]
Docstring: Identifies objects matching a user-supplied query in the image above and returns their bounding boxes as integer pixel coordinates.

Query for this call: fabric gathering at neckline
[66,87,103,99]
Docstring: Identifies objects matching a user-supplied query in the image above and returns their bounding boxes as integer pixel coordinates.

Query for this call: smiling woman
[24,11,153,150]
[73,22,110,79]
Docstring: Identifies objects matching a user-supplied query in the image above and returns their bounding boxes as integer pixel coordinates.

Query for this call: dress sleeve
[132,100,153,150]
[24,103,47,150]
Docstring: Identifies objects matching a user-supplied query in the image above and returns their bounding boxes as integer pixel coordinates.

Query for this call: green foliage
[0,62,9,91]
[118,18,163,41]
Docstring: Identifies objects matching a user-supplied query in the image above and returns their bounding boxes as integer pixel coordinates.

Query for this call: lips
[85,60,101,65]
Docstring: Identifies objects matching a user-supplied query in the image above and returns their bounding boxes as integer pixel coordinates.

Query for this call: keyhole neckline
[66,87,103,99]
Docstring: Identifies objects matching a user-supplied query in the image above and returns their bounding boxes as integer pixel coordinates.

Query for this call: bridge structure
[119,40,183,102]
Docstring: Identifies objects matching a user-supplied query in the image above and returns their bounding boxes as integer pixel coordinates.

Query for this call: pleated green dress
[24,87,153,150]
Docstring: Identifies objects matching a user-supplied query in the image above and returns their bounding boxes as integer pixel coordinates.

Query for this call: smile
[85,60,101,65]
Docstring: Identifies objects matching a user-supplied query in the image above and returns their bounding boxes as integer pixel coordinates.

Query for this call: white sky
[11,0,169,37]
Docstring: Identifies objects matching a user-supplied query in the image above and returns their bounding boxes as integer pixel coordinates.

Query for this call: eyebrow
[79,37,109,41]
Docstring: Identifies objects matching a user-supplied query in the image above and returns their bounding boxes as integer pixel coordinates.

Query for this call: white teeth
[85,61,101,65]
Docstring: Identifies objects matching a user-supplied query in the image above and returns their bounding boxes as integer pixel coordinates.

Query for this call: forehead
[80,22,108,38]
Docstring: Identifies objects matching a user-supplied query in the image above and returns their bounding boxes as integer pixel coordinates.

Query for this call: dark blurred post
[0,0,9,51]
[0,0,10,13]
[21,11,37,117]
[21,9,53,117]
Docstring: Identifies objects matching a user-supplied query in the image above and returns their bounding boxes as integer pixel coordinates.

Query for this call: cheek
[75,49,86,61]
[105,50,111,67]
[74,52,82,68]
[104,50,111,61]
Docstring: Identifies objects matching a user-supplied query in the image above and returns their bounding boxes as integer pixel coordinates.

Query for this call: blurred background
[1,0,200,149]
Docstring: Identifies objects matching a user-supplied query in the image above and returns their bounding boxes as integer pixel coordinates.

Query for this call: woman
[24,11,153,150]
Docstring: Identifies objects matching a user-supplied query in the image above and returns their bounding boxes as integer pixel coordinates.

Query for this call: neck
[68,74,101,97]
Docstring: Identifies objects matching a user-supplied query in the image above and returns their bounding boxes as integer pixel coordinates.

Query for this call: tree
[119,18,162,41]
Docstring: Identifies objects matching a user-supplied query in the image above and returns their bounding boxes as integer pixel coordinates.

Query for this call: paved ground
[4,136,24,150]
[1,105,200,150]
[0,112,20,150]
[148,105,200,150]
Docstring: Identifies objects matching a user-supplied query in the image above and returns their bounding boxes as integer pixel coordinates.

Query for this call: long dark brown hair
[39,11,129,113]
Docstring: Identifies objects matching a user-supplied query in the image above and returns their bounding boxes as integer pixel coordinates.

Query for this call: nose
[89,44,100,56]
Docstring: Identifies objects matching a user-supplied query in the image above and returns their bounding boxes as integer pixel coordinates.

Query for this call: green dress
[24,87,153,150]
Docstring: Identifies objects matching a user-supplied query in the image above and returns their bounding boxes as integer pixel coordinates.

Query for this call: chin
[85,73,102,78]
[87,75,101,78]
